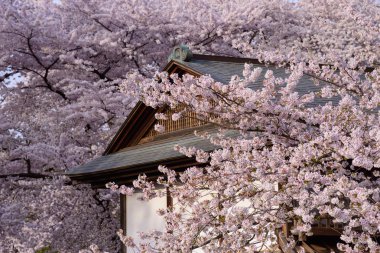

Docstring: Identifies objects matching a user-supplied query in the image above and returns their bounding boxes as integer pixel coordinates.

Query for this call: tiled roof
[180,58,339,107]
[68,126,237,176]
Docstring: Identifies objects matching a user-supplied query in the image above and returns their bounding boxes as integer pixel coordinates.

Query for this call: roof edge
[68,156,201,188]
[103,102,158,155]
[192,54,263,64]
[163,59,203,75]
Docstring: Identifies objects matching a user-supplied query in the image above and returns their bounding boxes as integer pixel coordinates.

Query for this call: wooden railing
[278,217,343,253]
[310,217,343,236]
[282,217,343,240]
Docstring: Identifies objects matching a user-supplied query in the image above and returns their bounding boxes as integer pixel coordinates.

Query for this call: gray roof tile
[181,59,340,107]
[68,128,238,175]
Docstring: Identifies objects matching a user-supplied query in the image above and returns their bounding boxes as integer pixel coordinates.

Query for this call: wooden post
[120,194,127,253]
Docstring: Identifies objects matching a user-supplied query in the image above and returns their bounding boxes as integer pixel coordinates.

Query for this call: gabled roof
[67,46,339,186]
[166,53,339,108]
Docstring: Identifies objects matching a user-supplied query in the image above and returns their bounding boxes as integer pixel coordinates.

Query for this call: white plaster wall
[126,192,166,253]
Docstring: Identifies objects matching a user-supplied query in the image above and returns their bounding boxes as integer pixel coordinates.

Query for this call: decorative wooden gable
[104,45,206,154]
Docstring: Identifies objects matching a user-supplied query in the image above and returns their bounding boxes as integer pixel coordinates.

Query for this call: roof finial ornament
[168,45,193,62]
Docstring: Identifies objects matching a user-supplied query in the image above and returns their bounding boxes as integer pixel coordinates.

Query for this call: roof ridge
[192,54,263,65]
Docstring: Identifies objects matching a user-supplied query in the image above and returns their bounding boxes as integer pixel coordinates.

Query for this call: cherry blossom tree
[1,0,379,251]
[116,0,380,252]
[0,178,119,252]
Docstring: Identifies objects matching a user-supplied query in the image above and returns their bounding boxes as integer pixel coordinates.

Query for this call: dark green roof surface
[69,127,237,176]
[180,59,339,107]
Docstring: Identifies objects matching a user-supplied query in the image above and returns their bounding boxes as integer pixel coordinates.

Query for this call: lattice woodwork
[139,106,207,143]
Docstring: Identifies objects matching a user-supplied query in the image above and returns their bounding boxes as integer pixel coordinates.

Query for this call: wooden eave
[163,59,203,76]
[103,101,167,155]
[70,156,200,188]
